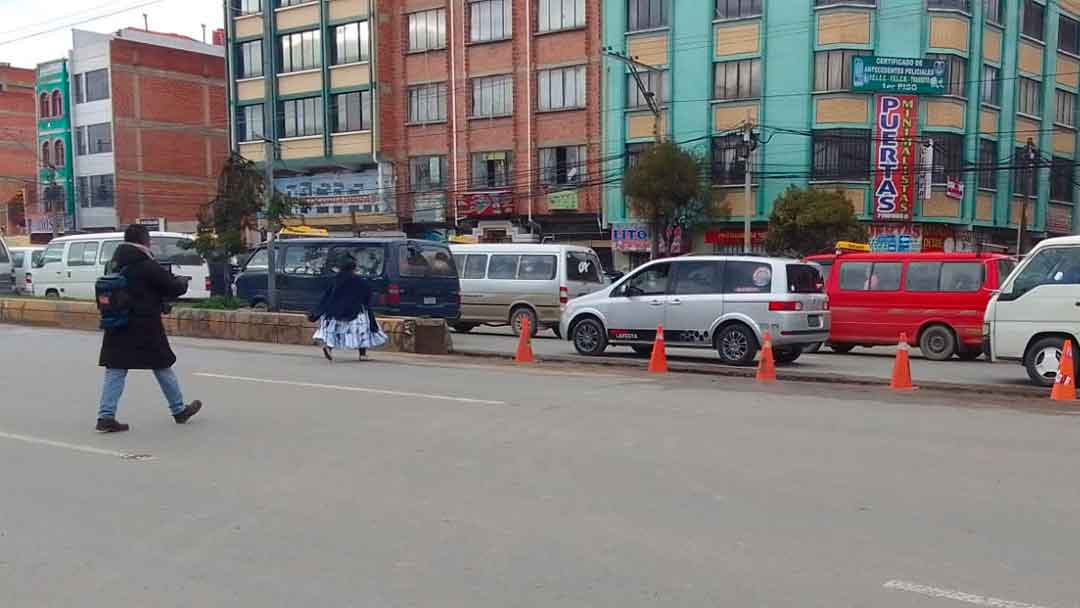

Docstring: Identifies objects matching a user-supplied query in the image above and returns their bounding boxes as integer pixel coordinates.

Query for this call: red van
[806,251,1016,360]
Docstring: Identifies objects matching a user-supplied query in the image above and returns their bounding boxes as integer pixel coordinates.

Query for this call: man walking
[96,224,202,433]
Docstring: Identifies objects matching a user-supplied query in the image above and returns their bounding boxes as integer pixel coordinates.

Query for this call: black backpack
[95,268,133,330]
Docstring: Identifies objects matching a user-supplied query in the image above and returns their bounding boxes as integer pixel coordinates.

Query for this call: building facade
[31,28,228,238]
[226,0,392,234]
[603,0,1080,267]
[376,0,604,252]
[0,64,37,236]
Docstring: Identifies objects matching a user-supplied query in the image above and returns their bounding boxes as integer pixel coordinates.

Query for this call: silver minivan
[560,256,830,365]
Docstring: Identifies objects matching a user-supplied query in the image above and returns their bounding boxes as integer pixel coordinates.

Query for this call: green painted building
[34,58,75,233]
[604,0,1080,263]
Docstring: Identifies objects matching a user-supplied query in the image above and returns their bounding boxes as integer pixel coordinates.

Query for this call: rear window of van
[400,244,457,278]
[786,264,823,293]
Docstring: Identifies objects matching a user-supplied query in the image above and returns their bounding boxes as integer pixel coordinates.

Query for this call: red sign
[873,95,918,222]
[946,176,964,200]
[704,229,767,246]
[457,191,515,219]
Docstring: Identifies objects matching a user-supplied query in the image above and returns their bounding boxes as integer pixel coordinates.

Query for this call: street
[2,324,1078,607]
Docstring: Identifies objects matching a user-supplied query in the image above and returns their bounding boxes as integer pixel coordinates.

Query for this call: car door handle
[669,298,682,305]
[649,299,665,306]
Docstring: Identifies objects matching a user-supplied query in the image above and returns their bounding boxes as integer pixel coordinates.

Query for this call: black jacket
[310,271,374,324]
[98,243,189,370]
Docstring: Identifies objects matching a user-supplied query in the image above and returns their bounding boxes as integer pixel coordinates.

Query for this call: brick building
[377,0,604,252]
[30,28,227,238]
[0,64,36,236]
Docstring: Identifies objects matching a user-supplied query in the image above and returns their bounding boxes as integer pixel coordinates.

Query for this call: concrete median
[0,298,453,355]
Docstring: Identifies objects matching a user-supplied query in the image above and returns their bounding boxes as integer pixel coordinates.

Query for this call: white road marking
[883,580,1054,608]
[0,430,150,460]
[196,373,508,406]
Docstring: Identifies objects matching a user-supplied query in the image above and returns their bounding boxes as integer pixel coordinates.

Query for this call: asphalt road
[2,324,1078,607]
[452,326,1037,388]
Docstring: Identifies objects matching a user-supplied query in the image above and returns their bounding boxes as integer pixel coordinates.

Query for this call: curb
[454,348,1051,399]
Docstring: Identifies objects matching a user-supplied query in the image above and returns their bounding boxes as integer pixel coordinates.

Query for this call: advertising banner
[456,191,515,219]
[611,223,684,254]
[852,56,947,95]
[873,95,918,222]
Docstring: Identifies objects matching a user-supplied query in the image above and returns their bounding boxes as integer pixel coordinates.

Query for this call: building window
[984,0,1001,24]
[715,0,761,19]
[278,0,309,7]
[713,58,760,100]
[238,39,263,78]
[410,155,448,191]
[978,139,997,190]
[925,132,963,185]
[75,123,112,155]
[331,90,372,133]
[815,0,875,5]
[408,83,448,123]
[237,105,264,142]
[1018,77,1041,117]
[626,142,653,167]
[470,0,512,43]
[982,65,1000,106]
[1021,0,1045,41]
[471,151,512,188]
[233,0,261,14]
[40,141,50,167]
[628,0,667,31]
[280,96,323,138]
[1051,156,1075,202]
[39,92,49,118]
[539,0,585,32]
[538,65,586,111]
[78,175,115,208]
[927,0,969,9]
[926,53,965,97]
[811,129,870,181]
[814,50,866,92]
[1057,90,1077,127]
[50,90,62,117]
[471,75,513,117]
[408,8,447,51]
[539,145,586,187]
[74,69,109,104]
[627,69,668,108]
[712,134,748,185]
[53,140,64,167]
[1063,15,1080,55]
[334,21,369,64]
[279,30,321,73]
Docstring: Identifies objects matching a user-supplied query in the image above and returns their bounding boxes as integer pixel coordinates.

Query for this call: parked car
[560,256,829,365]
[814,251,1015,361]
[0,235,10,292]
[32,232,211,300]
[10,246,44,295]
[449,243,607,337]
[984,235,1080,386]
[234,238,461,320]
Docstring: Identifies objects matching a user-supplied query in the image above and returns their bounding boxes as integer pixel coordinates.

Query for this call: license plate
[808,315,822,328]
[424,297,437,305]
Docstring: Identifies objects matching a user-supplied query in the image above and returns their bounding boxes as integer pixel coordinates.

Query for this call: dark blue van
[234,238,461,319]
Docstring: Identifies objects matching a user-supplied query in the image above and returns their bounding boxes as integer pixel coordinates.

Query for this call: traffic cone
[756,331,777,383]
[648,325,668,374]
[1051,340,1076,401]
[890,332,915,391]
[515,318,535,364]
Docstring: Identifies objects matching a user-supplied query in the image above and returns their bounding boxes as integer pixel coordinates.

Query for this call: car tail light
[387,283,401,306]
[559,286,569,306]
[205,276,212,292]
[24,273,32,285]
[822,298,830,311]
[769,301,804,312]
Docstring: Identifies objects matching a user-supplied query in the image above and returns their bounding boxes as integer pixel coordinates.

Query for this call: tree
[764,187,868,258]
[624,142,724,258]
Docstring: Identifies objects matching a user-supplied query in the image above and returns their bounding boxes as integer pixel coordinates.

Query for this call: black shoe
[96,418,130,433]
[322,346,334,361]
[358,348,367,360]
[173,400,203,424]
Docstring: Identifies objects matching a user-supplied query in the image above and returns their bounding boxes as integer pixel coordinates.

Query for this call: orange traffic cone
[756,332,776,383]
[890,332,915,391]
[1051,340,1077,401]
[648,325,668,373]
[515,318,535,364]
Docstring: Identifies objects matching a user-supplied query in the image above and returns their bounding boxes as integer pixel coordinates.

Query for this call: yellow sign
[280,226,329,237]
[836,241,871,252]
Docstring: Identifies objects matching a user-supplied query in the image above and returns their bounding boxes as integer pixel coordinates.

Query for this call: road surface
[1,324,1077,607]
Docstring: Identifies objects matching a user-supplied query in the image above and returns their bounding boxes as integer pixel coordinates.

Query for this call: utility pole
[740,116,758,254]
[1016,138,1036,256]
[262,7,278,312]
[602,48,663,141]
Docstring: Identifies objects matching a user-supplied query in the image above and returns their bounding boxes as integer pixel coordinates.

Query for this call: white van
[449,243,607,336]
[10,247,44,295]
[0,235,10,292]
[984,235,1080,386]
[32,232,210,300]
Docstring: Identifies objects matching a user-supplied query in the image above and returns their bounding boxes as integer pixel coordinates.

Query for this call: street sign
[873,95,918,222]
[852,56,947,95]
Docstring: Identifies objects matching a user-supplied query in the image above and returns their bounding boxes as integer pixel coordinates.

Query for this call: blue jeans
[98,368,186,420]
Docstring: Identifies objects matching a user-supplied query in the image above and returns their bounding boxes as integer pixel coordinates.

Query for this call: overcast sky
[0,0,225,69]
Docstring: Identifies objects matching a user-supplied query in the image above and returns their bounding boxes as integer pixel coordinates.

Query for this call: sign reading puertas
[852,56,947,95]
[873,95,918,222]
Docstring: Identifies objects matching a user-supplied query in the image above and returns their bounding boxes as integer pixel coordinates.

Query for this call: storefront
[610,223,684,271]
[867,223,974,253]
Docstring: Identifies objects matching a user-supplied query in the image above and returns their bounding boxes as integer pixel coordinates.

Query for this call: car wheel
[572,318,607,356]
[715,324,759,366]
[829,343,855,354]
[510,307,539,338]
[956,348,982,362]
[773,346,802,365]
[803,342,823,354]
[550,326,562,339]
[1025,336,1072,387]
[631,345,653,356]
[451,323,478,333]
[919,325,957,361]
[251,300,269,312]
[45,289,60,299]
